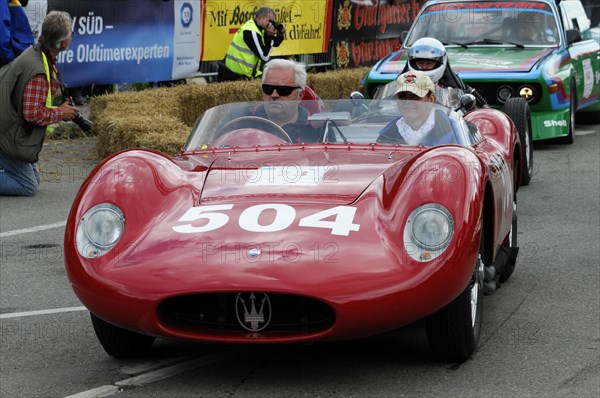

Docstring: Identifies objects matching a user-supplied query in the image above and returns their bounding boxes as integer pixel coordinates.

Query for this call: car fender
[65,149,207,295]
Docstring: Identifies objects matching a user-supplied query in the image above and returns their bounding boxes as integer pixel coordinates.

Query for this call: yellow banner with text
[201,0,332,61]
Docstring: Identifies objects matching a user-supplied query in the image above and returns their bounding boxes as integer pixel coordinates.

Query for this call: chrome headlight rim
[404,203,454,262]
[76,203,125,258]
[497,85,513,103]
[410,204,454,251]
[84,206,124,248]
[518,85,535,102]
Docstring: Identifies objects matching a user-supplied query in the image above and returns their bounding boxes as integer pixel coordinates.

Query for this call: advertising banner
[29,0,201,86]
[331,0,424,67]
[201,0,332,61]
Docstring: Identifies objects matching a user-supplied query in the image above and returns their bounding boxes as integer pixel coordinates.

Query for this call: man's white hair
[263,59,307,89]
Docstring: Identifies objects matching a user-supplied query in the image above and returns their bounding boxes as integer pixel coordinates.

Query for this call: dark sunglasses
[262,84,300,96]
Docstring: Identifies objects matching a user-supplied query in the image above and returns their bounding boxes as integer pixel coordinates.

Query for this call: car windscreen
[407,1,560,48]
[183,100,472,150]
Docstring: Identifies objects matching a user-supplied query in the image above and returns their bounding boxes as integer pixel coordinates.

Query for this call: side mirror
[565,29,581,44]
[350,91,364,104]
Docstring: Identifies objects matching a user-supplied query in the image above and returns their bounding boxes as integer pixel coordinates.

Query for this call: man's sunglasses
[262,84,300,96]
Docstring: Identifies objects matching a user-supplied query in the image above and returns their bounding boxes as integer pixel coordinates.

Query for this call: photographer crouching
[218,7,286,82]
[0,11,83,196]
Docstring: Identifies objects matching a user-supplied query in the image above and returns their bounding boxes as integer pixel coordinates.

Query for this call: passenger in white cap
[378,70,465,146]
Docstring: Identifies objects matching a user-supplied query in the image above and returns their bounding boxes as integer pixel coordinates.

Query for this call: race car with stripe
[361,0,600,144]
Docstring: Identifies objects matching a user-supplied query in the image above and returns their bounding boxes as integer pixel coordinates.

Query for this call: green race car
[362,0,600,144]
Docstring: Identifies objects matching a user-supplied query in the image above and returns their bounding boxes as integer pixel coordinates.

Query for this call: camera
[72,113,94,133]
[269,19,284,32]
[66,96,94,132]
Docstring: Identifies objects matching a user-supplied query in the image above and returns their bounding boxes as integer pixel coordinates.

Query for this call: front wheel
[500,198,518,283]
[91,313,156,358]
[426,234,484,362]
[503,97,533,186]
[556,79,576,144]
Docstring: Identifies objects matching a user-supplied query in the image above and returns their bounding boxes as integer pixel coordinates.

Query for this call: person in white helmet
[405,37,466,107]
[402,37,488,109]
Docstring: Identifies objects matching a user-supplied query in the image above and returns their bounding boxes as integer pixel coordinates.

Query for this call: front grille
[468,82,542,106]
[158,293,336,335]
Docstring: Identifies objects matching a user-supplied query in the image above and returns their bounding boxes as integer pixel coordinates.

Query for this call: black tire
[91,313,155,358]
[503,97,533,186]
[499,197,518,283]
[426,235,484,362]
[556,79,576,144]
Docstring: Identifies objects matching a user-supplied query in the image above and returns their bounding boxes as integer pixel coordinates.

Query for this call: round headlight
[497,86,513,103]
[85,207,124,248]
[519,85,535,101]
[76,203,125,258]
[410,205,454,251]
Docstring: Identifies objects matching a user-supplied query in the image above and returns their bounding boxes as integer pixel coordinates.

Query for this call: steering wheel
[215,116,292,143]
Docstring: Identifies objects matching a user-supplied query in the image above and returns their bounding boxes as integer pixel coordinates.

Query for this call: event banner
[26,0,201,86]
[201,0,333,61]
[331,0,424,67]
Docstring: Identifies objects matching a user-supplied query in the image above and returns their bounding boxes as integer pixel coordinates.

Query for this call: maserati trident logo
[235,293,272,332]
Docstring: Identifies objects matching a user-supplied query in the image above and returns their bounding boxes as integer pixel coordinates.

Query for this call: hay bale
[96,114,189,159]
[177,80,262,126]
[308,67,371,99]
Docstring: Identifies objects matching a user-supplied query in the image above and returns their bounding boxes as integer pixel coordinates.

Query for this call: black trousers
[216,61,254,82]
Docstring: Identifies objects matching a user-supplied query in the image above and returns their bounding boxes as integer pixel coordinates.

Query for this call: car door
[559,0,600,110]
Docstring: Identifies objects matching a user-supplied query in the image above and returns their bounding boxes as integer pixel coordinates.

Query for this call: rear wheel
[426,234,484,362]
[503,97,533,186]
[91,313,155,357]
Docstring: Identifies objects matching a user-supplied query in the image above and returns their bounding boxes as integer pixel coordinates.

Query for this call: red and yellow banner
[201,0,333,61]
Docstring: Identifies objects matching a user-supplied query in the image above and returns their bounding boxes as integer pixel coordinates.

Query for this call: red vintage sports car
[64,98,522,362]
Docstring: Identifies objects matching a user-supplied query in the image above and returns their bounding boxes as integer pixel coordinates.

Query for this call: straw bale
[96,114,189,158]
[308,67,371,99]
[177,80,262,126]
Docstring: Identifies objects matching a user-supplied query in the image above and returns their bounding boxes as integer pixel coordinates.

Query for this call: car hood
[198,149,414,205]
[447,47,553,72]
[379,47,553,74]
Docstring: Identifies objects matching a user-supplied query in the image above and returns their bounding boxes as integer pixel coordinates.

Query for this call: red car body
[65,100,520,361]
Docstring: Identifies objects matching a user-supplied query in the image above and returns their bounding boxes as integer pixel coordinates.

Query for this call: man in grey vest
[0,10,79,196]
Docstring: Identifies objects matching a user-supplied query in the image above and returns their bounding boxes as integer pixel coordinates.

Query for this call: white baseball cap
[393,70,435,98]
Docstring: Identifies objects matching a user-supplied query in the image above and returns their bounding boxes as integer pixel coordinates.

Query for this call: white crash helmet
[407,38,447,84]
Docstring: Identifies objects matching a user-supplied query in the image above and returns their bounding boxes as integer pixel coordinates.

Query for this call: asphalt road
[1,124,598,398]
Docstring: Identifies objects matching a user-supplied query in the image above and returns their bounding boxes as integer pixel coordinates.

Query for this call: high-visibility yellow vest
[224,19,264,78]
[41,52,57,133]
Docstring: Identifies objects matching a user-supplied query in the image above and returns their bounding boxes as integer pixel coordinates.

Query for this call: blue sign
[46,0,200,86]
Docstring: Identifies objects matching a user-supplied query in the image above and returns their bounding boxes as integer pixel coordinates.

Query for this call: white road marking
[0,221,67,238]
[115,353,235,387]
[63,385,119,398]
[0,306,86,319]
[575,129,598,136]
[64,352,238,398]
[119,356,195,376]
